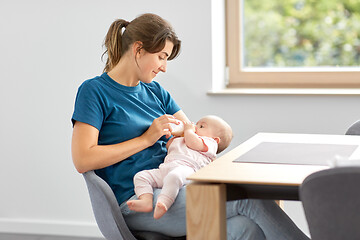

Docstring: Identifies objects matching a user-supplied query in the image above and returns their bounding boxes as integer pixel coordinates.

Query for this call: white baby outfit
[133,136,217,210]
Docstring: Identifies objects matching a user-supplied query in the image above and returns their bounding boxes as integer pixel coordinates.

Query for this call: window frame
[226,0,360,89]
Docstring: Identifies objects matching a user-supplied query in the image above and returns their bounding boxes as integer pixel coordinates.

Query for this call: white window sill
[207,88,360,95]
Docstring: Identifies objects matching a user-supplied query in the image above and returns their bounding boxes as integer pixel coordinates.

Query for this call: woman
[71,13,309,240]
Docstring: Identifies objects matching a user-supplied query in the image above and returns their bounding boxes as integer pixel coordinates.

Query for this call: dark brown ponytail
[102,13,181,72]
[102,20,129,72]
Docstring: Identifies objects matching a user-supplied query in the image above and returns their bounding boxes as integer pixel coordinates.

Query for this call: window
[226,0,360,88]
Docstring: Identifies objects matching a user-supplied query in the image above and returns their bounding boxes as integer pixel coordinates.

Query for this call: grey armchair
[345,120,360,135]
[83,170,186,240]
[299,167,360,240]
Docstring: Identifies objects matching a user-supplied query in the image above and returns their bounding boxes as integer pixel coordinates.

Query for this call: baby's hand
[184,122,196,133]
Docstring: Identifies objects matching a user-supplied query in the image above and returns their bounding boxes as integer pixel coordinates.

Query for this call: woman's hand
[141,114,180,146]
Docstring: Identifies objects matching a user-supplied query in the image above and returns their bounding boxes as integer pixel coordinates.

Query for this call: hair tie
[121,21,129,34]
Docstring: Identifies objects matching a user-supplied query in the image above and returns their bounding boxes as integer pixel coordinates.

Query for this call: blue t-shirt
[72,72,180,204]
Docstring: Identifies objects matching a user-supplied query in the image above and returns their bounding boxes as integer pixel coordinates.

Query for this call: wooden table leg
[186,183,226,240]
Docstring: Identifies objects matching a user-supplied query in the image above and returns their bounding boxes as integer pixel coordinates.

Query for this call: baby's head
[195,115,233,154]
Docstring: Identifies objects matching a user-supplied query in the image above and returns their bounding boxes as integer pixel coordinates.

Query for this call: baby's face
[195,117,221,139]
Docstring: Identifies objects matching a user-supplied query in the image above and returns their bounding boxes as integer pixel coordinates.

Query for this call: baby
[127,115,233,219]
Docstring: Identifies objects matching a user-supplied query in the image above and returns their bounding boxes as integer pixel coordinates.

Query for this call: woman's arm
[173,110,190,124]
[71,114,179,173]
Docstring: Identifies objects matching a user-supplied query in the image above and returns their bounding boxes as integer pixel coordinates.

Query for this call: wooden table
[186,132,360,240]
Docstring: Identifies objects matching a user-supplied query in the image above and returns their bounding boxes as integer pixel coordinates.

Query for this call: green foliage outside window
[244,0,360,67]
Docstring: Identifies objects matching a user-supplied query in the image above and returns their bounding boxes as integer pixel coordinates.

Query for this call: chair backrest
[83,170,136,240]
[300,167,360,240]
[345,120,360,135]
[83,170,186,240]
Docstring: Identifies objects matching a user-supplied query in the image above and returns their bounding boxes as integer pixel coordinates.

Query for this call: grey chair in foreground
[345,119,360,135]
[299,167,360,240]
[83,170,186,240]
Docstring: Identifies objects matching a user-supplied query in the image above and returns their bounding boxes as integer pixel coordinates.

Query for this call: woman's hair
[102,13,181,72]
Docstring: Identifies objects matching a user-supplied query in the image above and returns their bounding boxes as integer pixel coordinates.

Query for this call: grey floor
[0,233,105,240]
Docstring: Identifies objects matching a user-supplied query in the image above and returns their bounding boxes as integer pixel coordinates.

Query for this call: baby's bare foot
[127,199,153,212]
[154,202,168,219]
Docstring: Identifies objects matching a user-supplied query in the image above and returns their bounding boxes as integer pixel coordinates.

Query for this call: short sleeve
[71,80,104,130]
[200,137,218,160]
[149,81,180,115]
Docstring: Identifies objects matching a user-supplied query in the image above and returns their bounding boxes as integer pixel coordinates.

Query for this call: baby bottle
[169,121,184,137]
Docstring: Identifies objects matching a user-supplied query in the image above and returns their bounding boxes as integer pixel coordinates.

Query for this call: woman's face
[136,40,174,83]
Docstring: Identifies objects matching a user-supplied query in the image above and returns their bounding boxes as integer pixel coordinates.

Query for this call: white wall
[1,0,359,237]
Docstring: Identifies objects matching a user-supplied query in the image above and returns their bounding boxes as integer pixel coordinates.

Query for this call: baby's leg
[127,193,153,212]
[154,166,194,219]
[127,169,163,212]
